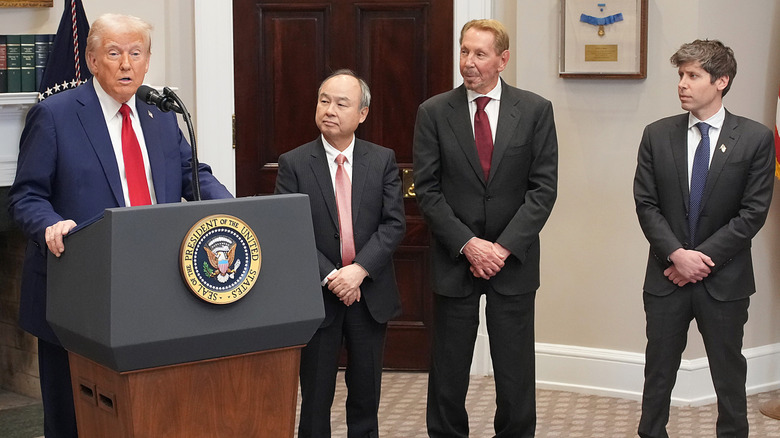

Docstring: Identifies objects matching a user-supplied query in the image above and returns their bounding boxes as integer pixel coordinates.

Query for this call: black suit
[413,80,558,437]
[275,137,405,437]
[633,110,774,438]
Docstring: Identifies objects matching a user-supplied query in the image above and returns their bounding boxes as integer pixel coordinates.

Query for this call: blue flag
[38,0,91,101]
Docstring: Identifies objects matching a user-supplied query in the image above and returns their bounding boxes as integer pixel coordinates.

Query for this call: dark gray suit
[634,110,774,438]
[414,80,558,437]
[275,137,405,437]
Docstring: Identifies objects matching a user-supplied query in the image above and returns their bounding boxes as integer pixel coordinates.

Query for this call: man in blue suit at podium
[8,13,231,438]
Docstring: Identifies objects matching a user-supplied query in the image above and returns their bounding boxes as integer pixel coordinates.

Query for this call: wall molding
[473,338,780,407]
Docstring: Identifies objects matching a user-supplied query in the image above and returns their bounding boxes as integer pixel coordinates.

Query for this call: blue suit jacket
[8,80,232,343]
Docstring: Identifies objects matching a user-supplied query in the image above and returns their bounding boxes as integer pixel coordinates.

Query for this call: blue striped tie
[688,122,710,247]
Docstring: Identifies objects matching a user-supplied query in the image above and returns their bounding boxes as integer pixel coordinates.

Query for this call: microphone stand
[163,87,201,201]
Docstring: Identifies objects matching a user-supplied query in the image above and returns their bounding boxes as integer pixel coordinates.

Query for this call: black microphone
[136,85,183,114]
[139,86,201,201]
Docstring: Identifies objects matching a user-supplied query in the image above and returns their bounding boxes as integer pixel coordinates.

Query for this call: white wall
[506,0,780,361]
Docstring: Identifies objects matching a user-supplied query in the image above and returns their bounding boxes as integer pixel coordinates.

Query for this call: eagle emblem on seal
[203,236,242,283]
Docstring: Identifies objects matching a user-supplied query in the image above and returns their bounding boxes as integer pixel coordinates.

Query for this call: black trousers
[38,338,78,438]
[298,298,387,438]
[427,288,536,438]
[639,284,749,438]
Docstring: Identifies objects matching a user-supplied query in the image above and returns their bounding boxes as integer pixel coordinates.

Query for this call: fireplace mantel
[0,93,37,187]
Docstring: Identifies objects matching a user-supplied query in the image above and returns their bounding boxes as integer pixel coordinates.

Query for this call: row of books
[0,34,56,93]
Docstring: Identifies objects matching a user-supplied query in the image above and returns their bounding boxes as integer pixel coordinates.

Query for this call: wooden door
[232,0,453,370]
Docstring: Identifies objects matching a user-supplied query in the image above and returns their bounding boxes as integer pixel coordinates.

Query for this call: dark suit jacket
[413,80,558,297]
[275,137,405,326]
[633,111,775,300]
[8,79,233,344]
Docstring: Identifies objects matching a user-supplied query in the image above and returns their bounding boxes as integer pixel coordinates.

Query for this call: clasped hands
[463,238,510,280]
[327,263,368,306]
[664,248,714,287]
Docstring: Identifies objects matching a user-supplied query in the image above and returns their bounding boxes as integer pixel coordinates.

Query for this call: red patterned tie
[474,96,493,181]
[335,154,355,266]
[119,104,151,206]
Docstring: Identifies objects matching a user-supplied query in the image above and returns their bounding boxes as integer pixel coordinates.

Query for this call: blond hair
[86,13,153,58]
[460,19,509,55]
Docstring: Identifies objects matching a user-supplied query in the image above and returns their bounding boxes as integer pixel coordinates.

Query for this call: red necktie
[474,96,493,181]
[119,104,152,206]
[335,154,355,266]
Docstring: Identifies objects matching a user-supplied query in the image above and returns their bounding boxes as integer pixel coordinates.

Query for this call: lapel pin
[148,110,154,119]
[720,144,726,153]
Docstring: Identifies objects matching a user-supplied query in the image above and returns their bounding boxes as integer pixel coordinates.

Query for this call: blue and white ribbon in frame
[580,13,624,26]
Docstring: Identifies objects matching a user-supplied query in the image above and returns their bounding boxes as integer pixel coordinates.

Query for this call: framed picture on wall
[0,0,53,7]
[559,0,648,79]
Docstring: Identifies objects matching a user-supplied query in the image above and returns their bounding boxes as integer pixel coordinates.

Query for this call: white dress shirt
[466,78,502,143]
[321,134,355,192]
[686,105,725,189]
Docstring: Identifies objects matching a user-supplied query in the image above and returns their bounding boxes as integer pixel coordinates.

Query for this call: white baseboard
[470,336,780,407]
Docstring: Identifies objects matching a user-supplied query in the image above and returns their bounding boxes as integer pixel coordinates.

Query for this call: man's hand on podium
[46,219,77,257]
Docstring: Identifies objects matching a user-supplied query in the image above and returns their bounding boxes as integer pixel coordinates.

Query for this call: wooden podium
[68,348,300,437]
[47,196,324,438]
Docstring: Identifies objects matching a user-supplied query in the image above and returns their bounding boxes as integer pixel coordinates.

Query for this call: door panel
[233,0,452,370]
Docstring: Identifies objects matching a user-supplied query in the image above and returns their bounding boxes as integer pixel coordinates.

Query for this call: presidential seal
[180,215,262,304]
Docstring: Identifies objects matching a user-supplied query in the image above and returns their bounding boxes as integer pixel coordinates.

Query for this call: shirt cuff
[322,268,338,286]
[460,236,477,254]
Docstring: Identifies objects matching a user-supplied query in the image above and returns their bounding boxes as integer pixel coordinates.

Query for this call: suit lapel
[137,103,167,202]
[701,111,739,207]
[309,139,339,229]
[76,81,125,207]
[446,86,485,184]
[351,140,370,225]
[490,82,521,184]
[670,115,690,212]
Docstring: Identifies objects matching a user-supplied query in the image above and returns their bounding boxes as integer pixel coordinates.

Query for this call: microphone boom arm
[163,87,201,202]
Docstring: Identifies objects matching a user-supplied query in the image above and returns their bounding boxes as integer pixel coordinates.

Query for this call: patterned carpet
[3,372,780,437]
[320,371,780,437]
